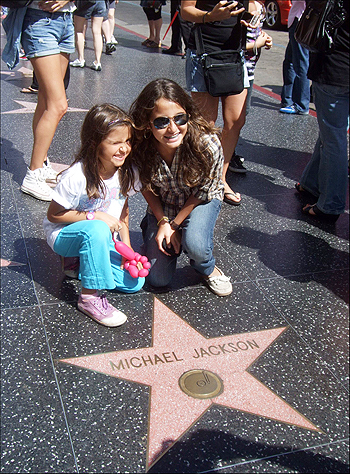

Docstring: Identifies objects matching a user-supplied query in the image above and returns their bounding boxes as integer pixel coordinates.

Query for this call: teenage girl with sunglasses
[130,78,232,296]
[44,104,144,327]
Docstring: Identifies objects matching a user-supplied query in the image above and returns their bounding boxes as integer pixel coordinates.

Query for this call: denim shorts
[22,8,75,59]
[186,49,250,93]
[74,1,107,19]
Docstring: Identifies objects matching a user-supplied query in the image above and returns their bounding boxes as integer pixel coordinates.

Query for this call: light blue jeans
[281,18,310,113]
[141,199,222,287]
[54,220,145,292]
[300,81,349,215]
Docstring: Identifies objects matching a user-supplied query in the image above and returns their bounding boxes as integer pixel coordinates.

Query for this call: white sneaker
[42,158,59,184]
[110,35,118,45]
[90,61,102,71]
[203,267,232,296]
[70,58,85,68]
[21,168,53,201]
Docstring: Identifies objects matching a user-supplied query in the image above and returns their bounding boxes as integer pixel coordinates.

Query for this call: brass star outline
[59,298,320,470]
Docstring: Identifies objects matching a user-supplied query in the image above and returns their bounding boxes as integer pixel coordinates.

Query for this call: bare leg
[153,17,162,44]
[30,53,69,170]
[191,91,219,125]
[74,16,87,62]
[108,7,115,38]
[91,16,104,64]
[102,17,111,43]
[220,89,248,203]
[148,20,156,42]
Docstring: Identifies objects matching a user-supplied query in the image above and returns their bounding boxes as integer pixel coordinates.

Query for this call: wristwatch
[170,220,180,230]
[86,210,95,220]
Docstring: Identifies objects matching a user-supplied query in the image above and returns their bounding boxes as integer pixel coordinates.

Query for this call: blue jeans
[300,82,349,215]
[54,220,145,292]
[281,18,310,113]
[140,199,222,287]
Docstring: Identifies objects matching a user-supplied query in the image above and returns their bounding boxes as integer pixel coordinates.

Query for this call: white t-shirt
[43,162,139,250]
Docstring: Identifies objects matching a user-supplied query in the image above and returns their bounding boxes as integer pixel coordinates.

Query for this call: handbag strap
[194,25,206,56]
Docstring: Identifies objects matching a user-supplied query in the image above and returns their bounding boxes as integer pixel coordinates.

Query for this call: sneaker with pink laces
[77,293,127,327]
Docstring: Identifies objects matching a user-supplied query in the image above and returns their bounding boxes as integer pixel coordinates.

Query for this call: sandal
[147,40,161,48]
[302,204,340,222]
[295,182,305,193]
[20,86,38,94]
[223,192,241,206]
[295,182,315,196]
[141,38,151,46]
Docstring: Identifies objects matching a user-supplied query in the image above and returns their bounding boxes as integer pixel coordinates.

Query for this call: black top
[307,0,349,87]
[187,0,248,53]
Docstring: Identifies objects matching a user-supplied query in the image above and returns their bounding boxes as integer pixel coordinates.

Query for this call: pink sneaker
[77,294,127,327]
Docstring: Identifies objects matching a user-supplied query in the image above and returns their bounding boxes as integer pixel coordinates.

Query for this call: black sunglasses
[152,113,189,130]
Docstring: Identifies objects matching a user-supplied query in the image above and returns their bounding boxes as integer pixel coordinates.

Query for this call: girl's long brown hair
[70,103,136,198]
[129,78,220,192]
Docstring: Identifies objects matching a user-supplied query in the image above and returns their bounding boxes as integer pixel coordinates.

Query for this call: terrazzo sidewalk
[1,5,349,473]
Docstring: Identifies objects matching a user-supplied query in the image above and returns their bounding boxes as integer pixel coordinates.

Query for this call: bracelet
[202,11,208,23]
[157,216,170,226]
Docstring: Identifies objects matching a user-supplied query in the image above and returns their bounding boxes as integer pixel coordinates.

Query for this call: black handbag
[0,0,33,7]
[294,0,348,53]
[195,26,244,97]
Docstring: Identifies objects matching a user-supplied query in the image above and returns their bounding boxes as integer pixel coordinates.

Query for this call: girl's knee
[83,220,111,243]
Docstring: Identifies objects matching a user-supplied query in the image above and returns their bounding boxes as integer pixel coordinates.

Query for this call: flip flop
[21,86,38,94]
[223,192,241,206]
[295,182,315,197]
[302,204,339,222]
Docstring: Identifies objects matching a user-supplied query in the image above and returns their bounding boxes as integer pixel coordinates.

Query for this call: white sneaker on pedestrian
[90,61,102,71]
[70,58,85,68]
[21,167,53,201]
[110,35,118,45]
[42,157,59,184]
[203,267,232,296]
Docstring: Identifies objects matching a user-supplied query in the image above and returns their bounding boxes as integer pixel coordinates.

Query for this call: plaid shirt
[148,134,224,220]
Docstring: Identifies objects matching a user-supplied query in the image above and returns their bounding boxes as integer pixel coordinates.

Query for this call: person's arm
[246,31,272,51]
[38,1,71,12]
[181,0,245,24]
[142,190,182,256]
[119,198,131,247]
[172,194,202,226]
[47,200,122,234]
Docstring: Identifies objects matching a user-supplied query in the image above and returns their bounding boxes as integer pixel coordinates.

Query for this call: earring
[143,129,152,139]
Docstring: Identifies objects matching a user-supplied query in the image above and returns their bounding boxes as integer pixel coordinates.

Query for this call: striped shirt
[148,133,224,220]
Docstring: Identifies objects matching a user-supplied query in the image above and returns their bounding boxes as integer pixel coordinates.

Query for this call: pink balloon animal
[113,237,150,278]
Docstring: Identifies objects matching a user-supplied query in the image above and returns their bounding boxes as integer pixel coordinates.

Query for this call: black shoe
[162,48,183,56]
[229,153,247,174]
[105,43,116,54]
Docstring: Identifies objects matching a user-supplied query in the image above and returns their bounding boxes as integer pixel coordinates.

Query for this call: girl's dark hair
[71,103,135,198]
[129,78,219,191]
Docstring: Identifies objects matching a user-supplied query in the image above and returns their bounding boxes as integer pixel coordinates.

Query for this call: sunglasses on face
[152,113,189,130]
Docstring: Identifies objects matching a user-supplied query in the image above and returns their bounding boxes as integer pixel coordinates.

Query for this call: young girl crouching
[130,78,232,296]
[44,104,145,327]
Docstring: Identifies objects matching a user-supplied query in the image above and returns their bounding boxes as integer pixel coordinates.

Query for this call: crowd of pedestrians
[1,0,349,326]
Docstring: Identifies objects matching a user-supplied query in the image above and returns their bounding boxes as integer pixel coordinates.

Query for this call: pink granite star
[60,298,320,470]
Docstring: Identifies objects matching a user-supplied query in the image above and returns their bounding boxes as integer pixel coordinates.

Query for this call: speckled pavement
[1,3,349,473]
